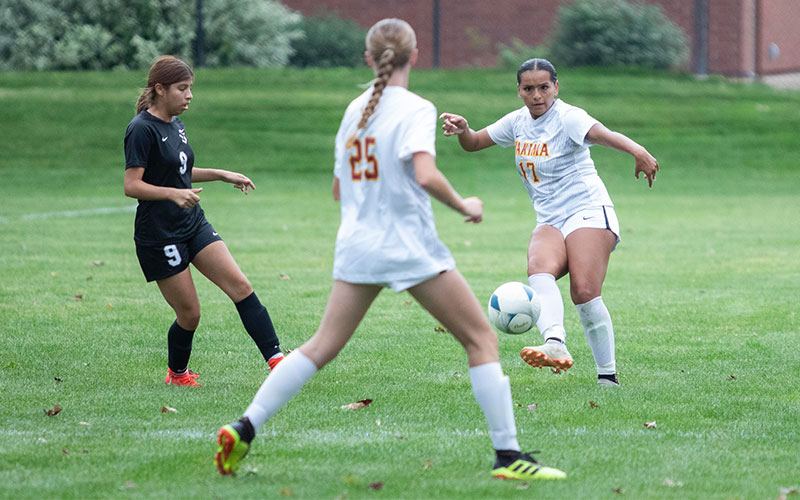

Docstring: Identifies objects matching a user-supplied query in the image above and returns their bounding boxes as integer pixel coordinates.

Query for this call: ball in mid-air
[487,282,541,334]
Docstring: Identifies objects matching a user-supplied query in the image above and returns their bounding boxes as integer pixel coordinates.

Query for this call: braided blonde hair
[347,19,416,146]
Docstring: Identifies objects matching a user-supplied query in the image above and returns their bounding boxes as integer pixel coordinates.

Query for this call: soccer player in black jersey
[123,55,283,386]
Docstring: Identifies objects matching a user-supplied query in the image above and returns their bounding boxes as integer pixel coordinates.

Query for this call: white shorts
[537,206,620,247]
[373,268,451,293]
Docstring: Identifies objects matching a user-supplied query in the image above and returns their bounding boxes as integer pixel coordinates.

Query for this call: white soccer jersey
[332,86,455,287]
[486,99,613,224]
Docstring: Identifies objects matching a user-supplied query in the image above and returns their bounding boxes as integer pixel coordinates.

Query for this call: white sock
[244,350,319,432]
[528,273,565,342]
[576,296,616,375]
[469,362,520,451]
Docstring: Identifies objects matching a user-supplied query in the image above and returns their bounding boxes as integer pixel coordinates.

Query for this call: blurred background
[2,0,798,89]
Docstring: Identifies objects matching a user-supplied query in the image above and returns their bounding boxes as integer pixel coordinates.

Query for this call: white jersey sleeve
[398,102,437,161]
[485,110,518,148]
[562,106,599,146]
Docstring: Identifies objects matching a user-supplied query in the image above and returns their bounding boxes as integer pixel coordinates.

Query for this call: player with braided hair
[214,19,566,481]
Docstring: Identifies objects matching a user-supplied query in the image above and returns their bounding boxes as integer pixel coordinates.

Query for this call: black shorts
[135,219,222,282]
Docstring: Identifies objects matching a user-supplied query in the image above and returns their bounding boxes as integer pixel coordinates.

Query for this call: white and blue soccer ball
[487,282,541,334]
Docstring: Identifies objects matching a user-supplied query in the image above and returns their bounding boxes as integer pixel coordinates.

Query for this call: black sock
[232,417,255,444]
[235,292,281,363]
[494,449,522,467]
[167,320,195,373]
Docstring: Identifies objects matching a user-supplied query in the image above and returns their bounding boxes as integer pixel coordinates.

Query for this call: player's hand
[172,188,203,208]
[225,172,255,194]
[634,148,659,188]
[439,113,469,136]
[461,196,483,223]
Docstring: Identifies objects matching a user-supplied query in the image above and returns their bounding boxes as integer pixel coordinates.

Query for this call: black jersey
[124,110,204,245]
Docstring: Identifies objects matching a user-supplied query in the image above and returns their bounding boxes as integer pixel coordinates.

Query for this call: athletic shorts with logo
[135,218,222,282]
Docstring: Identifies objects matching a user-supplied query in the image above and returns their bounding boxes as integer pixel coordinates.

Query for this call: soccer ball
[487,282,541,334]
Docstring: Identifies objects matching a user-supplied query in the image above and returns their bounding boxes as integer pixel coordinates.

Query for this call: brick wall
[281,0,799,76]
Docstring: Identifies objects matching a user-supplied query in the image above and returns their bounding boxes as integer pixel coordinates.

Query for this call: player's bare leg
[216,282,381,475]
[408,270,565,480]
[157,269,202,386]
[521,226,573,372]
[193,241,284,369]
[566,227,619,385]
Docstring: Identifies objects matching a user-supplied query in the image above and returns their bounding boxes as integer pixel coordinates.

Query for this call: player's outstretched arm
[586,123,659,188]
[192,168,255,194]
[413,152,483,223]
[439,112,496,152]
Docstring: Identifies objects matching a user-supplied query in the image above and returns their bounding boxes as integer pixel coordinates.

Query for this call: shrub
[549,0,688,69]
[0,0,300,70]
[289,13,366,68]
[202,0,302,68]
[496,38,551,71]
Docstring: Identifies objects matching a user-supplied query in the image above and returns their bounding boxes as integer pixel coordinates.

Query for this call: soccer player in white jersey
[214,21,565,481]
[440,58,659,386]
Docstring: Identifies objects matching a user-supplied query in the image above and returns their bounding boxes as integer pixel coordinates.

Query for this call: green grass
[1,66,799,499]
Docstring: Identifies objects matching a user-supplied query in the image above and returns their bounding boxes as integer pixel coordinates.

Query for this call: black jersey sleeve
[124,118,154,169]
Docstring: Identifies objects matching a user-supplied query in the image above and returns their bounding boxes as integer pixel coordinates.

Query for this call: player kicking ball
[215,19,565,481]
[441,58,659,386]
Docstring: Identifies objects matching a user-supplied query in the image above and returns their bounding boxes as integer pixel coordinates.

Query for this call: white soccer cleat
[520,341,574,372]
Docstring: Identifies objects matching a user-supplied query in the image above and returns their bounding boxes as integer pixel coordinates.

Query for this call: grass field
[1,66,799,500]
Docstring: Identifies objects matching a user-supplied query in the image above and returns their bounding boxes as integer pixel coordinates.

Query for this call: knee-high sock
[235,292,282,362]
[167,320,195,373]
[469,362,520,451]
[576,296,616,375]
[244,350,318,432]
[528,273,565,342]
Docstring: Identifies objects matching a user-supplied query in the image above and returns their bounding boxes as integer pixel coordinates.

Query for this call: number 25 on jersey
[349,137,379,181]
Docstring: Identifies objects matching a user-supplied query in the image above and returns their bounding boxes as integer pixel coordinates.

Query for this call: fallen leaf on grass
[728,375,737,381]
[433,326,446,333]
[62,449,69,455]
[107,303,113,310]
[54,377,62,382]
[44,404,62,416]
[369,482,383,490]
[589,400,599,409]
[341,399,372,410]
[92,260,104,267]
[612,487,622,494]
[422,459,432,469]
[644,421,657,429]
[779,486,800,500]
[526,404,538,411]
[119,481,136,490]
[280,486,293,497]
[161,406,178,413]
[662,478,683,487]
[404,301,411,306]
[73,294,83,301]
[280,273,291,280]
